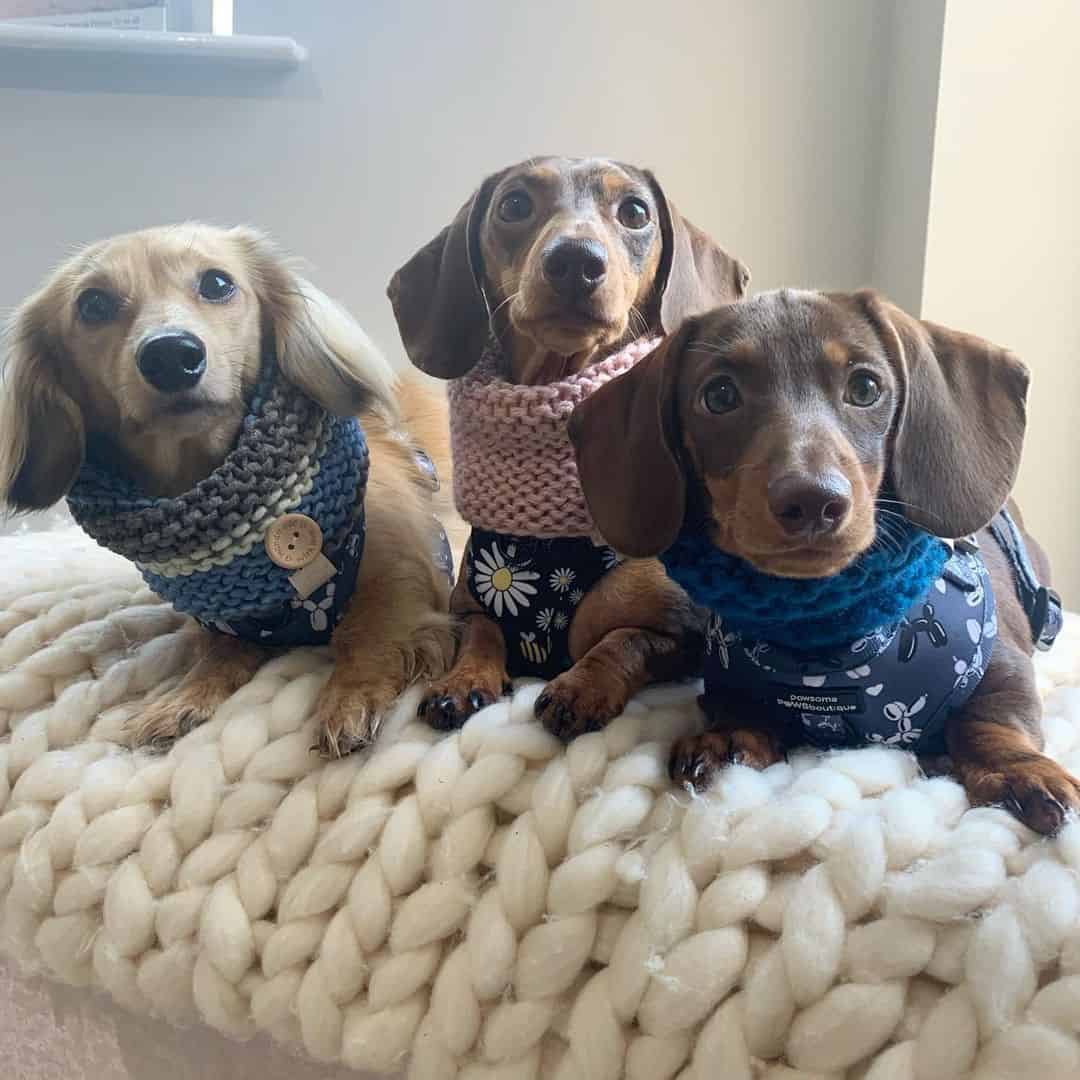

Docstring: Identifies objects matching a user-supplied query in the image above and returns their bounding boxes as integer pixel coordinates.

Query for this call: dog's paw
[312,678,397,758]
[669,729,784,791]
[417,668,511,732]
[670,732,732,791]
[535,667,627,741]
[967,757,1080,835]
[129,686,221,751]
[128,635,264,752]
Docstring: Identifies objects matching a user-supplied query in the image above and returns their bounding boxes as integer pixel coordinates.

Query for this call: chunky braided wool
[449,337,661,538]
[66,360,369,624]
[661,523,951,650]
[3,530,1080,1078]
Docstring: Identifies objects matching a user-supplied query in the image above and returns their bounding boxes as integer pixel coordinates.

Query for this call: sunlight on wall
[921,0,1080,599]
[211,0,232,36]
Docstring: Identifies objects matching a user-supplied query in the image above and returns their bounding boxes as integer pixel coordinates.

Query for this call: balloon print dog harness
[661,511,1061,753]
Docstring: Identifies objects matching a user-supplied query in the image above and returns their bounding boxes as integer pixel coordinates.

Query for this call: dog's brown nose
[541,237,607,298]
[768,471,852,536]
[137,331,206,393]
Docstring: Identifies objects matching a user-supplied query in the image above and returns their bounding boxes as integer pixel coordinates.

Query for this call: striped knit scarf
[66,360,369,643]
[449,337,661,538]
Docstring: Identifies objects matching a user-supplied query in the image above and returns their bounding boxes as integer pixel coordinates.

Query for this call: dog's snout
[137,331,207,393]
[768,471,852,537]
[541,237,608,298]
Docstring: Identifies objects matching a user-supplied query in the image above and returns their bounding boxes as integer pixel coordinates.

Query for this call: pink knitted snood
[449,337,661,538]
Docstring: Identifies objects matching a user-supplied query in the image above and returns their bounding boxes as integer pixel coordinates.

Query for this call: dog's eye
[497,191,534,223]
[702,376,741,414]
[845,371,882,407]
[199,269,236,302]
[76,288,119,325]
[617,197,651,229]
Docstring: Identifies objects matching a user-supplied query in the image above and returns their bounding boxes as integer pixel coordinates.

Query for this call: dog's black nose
[541,238,608,298]
[768,471,852,536]
[137,331,206,393]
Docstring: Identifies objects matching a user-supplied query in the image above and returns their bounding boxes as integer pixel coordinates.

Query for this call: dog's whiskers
[489,291,519,322]
[872,508,910,556]
[483,290,521,344]
[628,305,650,340]
[875,495,947,528]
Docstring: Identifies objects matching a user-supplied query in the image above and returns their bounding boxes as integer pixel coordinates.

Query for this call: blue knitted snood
[661,521,950,650]
[67,359,369,639]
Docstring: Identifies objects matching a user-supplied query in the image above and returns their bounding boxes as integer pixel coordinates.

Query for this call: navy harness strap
[987,508,1063,651]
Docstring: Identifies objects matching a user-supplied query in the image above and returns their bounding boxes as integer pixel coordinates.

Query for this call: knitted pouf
[2,528,1080,1079]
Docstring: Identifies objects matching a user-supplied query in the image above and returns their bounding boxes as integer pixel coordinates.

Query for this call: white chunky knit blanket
[2,528,1080,1080]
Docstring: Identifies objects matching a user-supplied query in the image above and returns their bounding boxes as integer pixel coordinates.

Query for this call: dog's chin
[511,304,626,358]
[744,548,861,580]
[728,530,873,580]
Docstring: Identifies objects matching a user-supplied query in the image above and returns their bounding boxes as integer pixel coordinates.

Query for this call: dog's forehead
[696,290,878,355]
[498,157,646,203]
[570,157,645,194]
[72,226,239,292]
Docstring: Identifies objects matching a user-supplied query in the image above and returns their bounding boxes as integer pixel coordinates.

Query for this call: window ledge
[0,23,305,70]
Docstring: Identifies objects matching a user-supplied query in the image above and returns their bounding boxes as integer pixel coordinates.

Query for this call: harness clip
[1033,586,1064,652]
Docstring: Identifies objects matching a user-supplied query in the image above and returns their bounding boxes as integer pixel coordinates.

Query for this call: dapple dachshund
[388,156,749,739]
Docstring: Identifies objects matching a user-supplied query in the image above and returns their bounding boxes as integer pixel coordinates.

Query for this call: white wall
[867,0,946,314]
[1,0,894,363]
[920,0,1080,598]
[6,0,1072,596]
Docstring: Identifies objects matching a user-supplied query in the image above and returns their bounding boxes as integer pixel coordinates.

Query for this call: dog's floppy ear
[387,169,508,380]
[568,320,696,557]
[232,227,396,418]
[645,171,751,332]
[855,290,1029,537]
[0,292,85,511]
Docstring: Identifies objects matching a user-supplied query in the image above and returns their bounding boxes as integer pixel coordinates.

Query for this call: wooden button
[266,513,323,569]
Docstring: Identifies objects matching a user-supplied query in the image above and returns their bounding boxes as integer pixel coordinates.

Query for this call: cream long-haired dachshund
[0,224,465,755]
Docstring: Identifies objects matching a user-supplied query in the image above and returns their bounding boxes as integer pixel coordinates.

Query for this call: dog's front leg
[534,559,705,741]
[536,625,687,740]
[669,695,788,792]
[131,628,267,749]
[947,639,1080,834]
[416,553,511,730]
[313,514,455,757]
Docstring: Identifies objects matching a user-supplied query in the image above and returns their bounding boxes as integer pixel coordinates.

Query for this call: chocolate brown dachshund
[388,157,749,738]
[570,289,1077,834]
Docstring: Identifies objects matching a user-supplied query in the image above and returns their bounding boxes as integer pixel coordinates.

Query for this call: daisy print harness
[450,337,658,678]
[660,513,1058,753]
[467,529,623,679]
